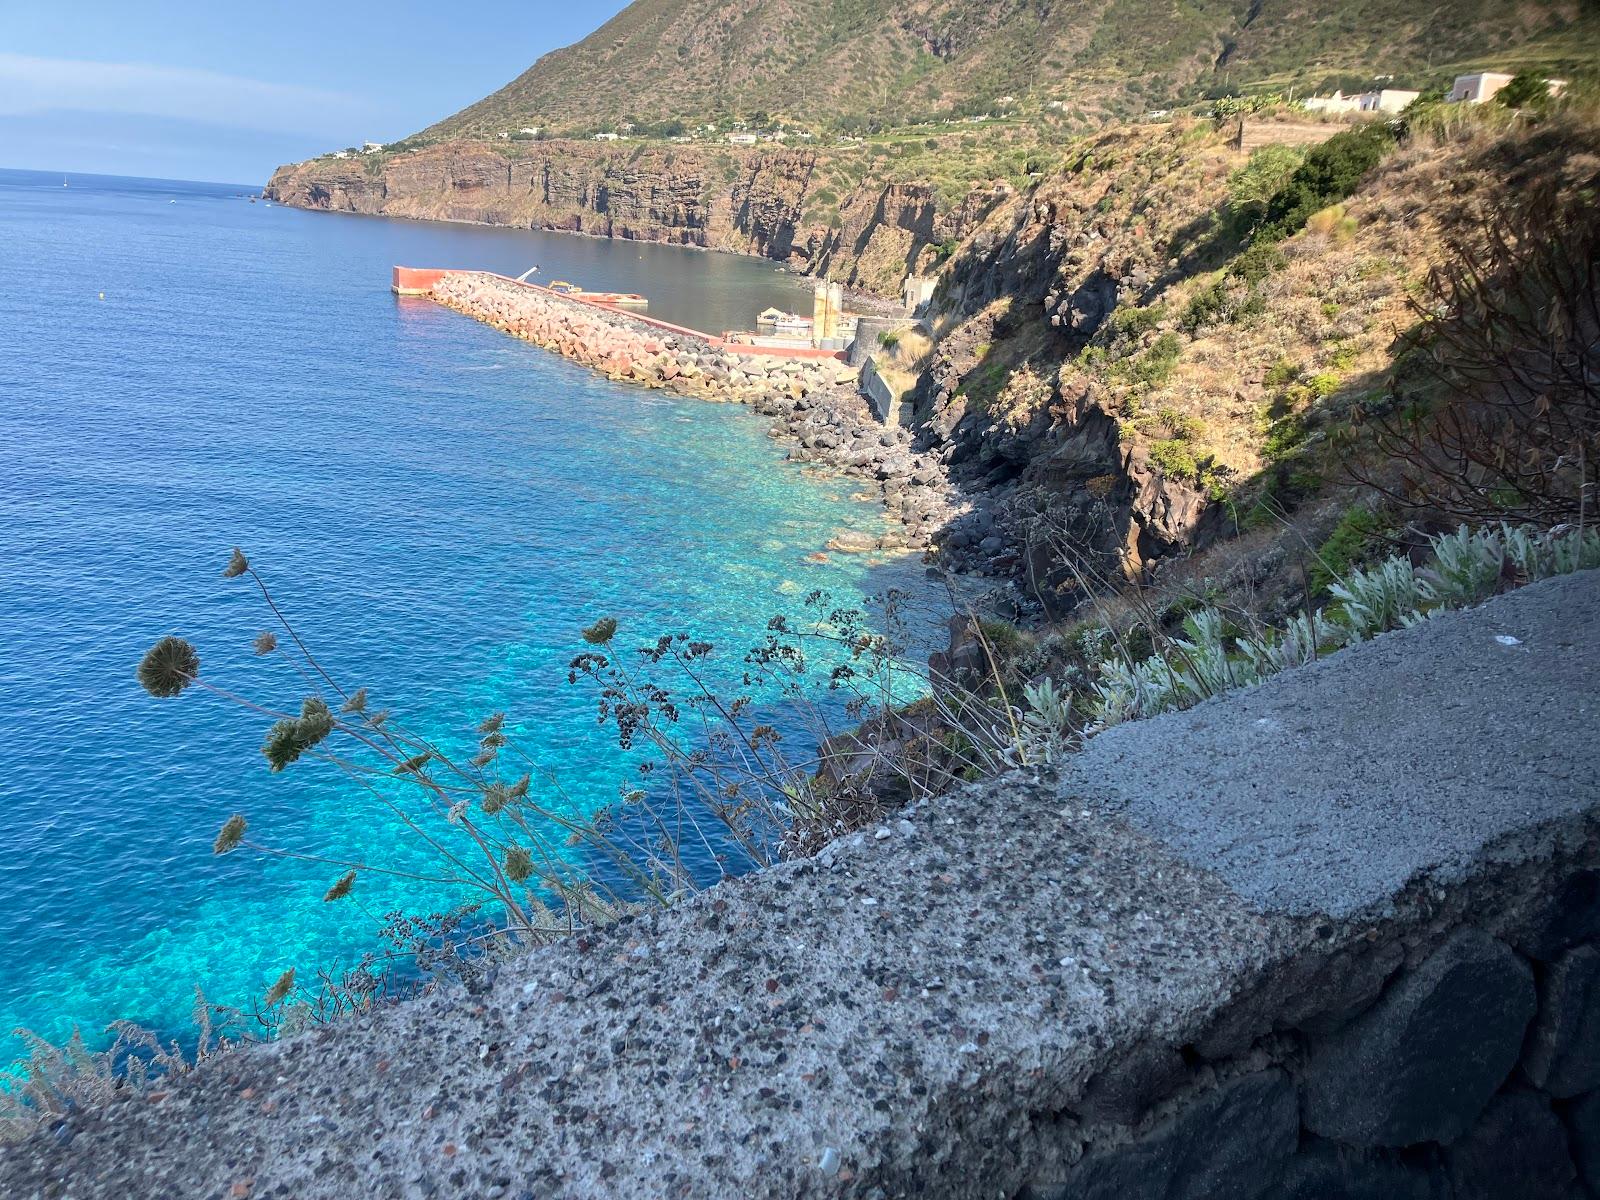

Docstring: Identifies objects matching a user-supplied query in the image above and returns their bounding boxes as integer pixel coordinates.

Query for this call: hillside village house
[1303,88,1419,115]
[727,132,759,144]
[593,132,620,141]
[1449,71,1567,103]
[362,141,385,153]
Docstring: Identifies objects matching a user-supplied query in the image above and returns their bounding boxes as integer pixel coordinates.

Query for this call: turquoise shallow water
[0,169,932,1065]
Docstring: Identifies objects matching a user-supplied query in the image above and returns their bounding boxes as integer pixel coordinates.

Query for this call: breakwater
[409,269,960,553]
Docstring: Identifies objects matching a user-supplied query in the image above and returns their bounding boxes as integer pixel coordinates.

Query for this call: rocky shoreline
[426,272,962,556]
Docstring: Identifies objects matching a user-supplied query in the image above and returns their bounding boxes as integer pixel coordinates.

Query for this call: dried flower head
[213,813,247,854]
[261,698,335,773]
[323,869,356,902]
[298,697,334,743]
[581,617,618,645]
[481,784,510,816]
[222,548,249,579]
[137,636,200,698]
[263,967,295,1007]
[253,631,278,655]
[476,712,505,736]
[504,846,534,884]
[341,687,368,715]
[262,718,302,772]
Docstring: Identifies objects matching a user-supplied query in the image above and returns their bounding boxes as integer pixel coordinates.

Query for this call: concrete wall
[859,355,899,424]
[2,572,1596,1198]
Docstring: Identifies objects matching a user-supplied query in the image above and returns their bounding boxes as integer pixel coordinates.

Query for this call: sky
[0,1,631,184]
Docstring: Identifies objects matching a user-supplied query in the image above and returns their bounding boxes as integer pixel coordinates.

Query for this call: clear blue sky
[0,2,630,184]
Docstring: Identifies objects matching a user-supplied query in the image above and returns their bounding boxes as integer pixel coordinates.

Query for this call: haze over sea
[0,169,935,1066]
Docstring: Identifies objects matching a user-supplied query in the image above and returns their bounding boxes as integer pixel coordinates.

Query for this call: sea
[0,168,938,1067]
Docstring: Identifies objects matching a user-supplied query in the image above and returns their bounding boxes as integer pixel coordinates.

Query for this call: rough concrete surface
[1070,570,1600,918]
[1,571,1596,1199]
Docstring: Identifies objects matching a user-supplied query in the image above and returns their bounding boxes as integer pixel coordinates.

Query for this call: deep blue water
[0,169,928,1065]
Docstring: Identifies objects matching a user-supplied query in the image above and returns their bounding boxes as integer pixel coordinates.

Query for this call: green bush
[1155,406,1204,440]
[1181,279,1230,332]
[1264,357,1301,388]
[1122,332,1183,387]
[1306,372,1340,399]
[1227,144,1306,228]
[1495,72,1554,113]
[1259,124,1397,241]
[1232,241,1286,285]
[1150,437,1202,479]
[1309,505,1386,595]
[1110,304,1167,339]
[1181,241,1285,331]
[1261,412,1310,463]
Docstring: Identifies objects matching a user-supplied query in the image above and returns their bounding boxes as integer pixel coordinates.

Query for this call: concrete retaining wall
[859,357,899,425]
[2,571,1595,1198]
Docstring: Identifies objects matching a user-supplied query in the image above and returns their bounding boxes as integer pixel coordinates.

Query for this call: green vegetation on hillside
[414,0,1596,143]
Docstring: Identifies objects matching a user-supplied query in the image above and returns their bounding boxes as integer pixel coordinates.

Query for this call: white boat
[756,308,813,335]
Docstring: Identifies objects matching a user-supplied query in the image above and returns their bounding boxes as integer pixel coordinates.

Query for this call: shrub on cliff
[1226,143,1307,234]
[1258,123,1398,241]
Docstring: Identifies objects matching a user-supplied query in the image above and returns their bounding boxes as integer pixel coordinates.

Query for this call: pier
[392,266,850,366]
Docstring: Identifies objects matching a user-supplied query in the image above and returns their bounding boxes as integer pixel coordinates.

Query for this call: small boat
[547,280,581,294]
[582,292,648,308]
[62,177,68,187]
[757,309,814,335]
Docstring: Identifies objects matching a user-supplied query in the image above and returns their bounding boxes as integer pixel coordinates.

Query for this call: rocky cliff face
[267,141,811,252]
[904,125,1240,607]
[266,141,990,294]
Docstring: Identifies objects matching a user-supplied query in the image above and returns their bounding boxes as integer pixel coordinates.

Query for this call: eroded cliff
[266,141,998,294]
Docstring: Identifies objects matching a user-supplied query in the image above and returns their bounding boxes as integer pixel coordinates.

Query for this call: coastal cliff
[266,141,998,295]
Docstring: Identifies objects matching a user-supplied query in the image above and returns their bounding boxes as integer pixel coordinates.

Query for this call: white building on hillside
[1359,89,1420,113]
[1303,90,1362,115]
[1449,72,1514,103]
[1303,88,1419,116]
[1448,72,1566,104]
[593,132,620,141]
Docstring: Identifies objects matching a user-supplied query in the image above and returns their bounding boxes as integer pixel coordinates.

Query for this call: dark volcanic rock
[1517,870,1600,962]
[1524,944,1600,1099]
[1569,1089,1600,1195]
[1275,1142,1444,1200]
[1033,1070,1298,1200]
[1444,1091,1576,1199]
[1300,929,1535,1148]
[1074,1042,1189,1125]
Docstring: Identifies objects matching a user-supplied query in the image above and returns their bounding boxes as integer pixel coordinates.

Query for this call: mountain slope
[425,0,1593,137]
